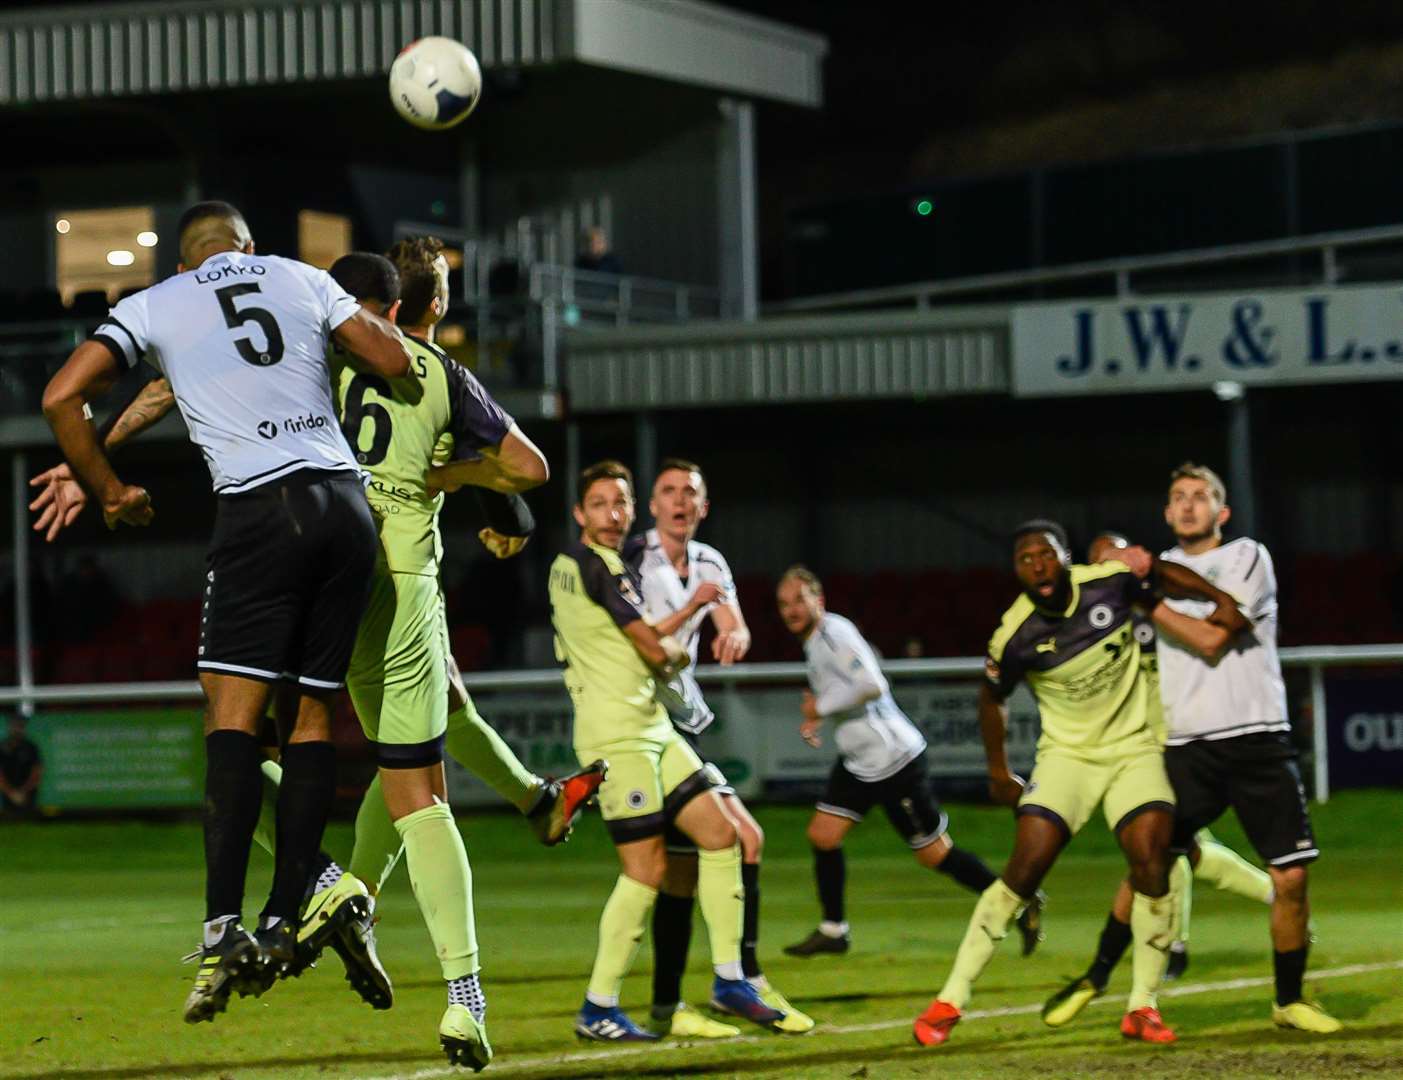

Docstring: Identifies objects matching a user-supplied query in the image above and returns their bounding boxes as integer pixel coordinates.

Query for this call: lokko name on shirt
[193,263,268,285]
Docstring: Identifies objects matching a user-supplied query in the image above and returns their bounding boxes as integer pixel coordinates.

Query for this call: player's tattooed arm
[103,375,175,451]
[978,682,1025,806]
[29,373,173,540]
[40,340,152,532]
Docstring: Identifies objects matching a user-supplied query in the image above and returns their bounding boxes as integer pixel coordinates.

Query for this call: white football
[389,37,482,131]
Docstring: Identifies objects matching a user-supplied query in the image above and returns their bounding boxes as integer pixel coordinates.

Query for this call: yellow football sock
[587,875,658,1006]
[1195,838,1274,904]
[396,800,478,980]
[1127,891,1175,1012]
[251,759,282,857]
[937,879,1023,1009]
[445,701,541,813]
[697,844,744,976]
[348,773,404,895]
[1171,854,1193,943]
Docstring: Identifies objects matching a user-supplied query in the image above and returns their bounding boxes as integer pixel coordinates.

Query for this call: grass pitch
[2,790,1400,1080]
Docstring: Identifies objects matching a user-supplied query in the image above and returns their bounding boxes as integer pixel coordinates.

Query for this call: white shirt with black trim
[634,528,736,735]
[1156,537,1289,745]
[92,251,361,495]
[804,612,926,782]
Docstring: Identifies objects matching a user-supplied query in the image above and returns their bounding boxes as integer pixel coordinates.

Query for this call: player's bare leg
[915,813,1064,1046]
[785,810,856,956]
[183,673,276,1022]
[1269,865,1340,1031]
[1115,808,1177,1043]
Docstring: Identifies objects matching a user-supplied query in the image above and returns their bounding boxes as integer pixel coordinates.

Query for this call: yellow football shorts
[1018,740,1175,837]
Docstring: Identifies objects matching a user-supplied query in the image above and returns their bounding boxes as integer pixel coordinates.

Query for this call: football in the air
[389,37,482,130]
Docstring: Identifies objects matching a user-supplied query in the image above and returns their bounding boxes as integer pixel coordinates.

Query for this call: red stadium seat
[450,625,491,672]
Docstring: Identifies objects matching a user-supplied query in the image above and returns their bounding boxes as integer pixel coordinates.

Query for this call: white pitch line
[360,958,1403,1080]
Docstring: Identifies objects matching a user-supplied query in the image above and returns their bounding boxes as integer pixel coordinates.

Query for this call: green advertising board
[27,710,205,809]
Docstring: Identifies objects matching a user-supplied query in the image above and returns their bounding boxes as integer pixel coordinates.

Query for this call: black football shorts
[199,468,377,691]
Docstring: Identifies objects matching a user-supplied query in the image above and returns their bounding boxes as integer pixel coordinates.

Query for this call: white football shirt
[1156,537,1289,745]
[633,528,737,734]
[805,612,926,781]
[93,251,362,494]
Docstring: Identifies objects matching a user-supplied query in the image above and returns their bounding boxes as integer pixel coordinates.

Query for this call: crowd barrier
[4,647,1402,810]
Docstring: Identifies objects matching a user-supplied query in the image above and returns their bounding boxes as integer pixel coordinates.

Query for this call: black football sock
[650,892,695,1015]
[815,847,846,925]
[1086,912,1133,988]
[203,730,264,922]
[741,862,762,979]
[262,740,337,924]
[936,846,999,894]
[1274,946,1309,1006]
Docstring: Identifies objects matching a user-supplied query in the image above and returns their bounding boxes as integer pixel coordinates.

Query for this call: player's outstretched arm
[41,341,153,531]
[978,683,1024,806]
[429,424,549,495]
[331,307,413,378]
[709,599,751,665]
[30,373,175,540]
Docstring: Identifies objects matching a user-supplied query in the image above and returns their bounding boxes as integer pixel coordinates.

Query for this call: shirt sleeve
[814,620,888,717]
[698,546,738,605]
[91,291,152,370]
[441,356,514,459]
[984,636,1024,702]
[313,267,361,333]
[577,548,647,629]
[1237,543,1277,620]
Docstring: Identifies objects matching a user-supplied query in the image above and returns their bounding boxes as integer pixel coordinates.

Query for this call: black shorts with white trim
[199,468,377,692]
[818,754,948,851]
[1166,730,1319,867]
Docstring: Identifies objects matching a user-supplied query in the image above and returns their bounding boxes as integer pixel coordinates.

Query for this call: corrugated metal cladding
[0,0,556,104]
[564,311,1011,412]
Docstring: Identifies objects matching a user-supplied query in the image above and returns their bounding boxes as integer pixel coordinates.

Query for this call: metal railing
[770,222,1403,315]
[3,644,1398,803]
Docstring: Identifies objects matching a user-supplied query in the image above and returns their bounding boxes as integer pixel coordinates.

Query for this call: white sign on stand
[1012,284,1403,397]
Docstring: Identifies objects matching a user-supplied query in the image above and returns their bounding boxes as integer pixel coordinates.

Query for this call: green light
[915,198,933,216]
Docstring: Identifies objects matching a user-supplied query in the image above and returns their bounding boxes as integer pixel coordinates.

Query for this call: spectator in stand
[0,715,43,816]
[53,555,123,642]
[574,226,623,275]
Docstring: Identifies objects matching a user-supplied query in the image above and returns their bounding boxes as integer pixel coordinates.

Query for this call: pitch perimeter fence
[2,647,1402,812]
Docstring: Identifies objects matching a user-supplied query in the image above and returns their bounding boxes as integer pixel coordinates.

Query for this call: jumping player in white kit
[39,201,411,1023]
